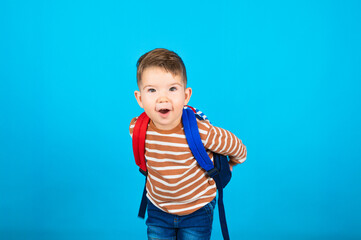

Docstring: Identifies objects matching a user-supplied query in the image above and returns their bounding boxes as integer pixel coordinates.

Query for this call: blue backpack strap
[182,107,231,240]
[138,177,148,219]
[182,108,215,172]
[213,154,231,240]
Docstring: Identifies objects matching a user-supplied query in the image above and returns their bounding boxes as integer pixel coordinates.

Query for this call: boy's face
[134,67,192,130]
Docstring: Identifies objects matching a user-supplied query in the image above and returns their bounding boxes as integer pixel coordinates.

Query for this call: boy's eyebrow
[169,83,183,87]
[142,82,183,90]
[142,85,154,90]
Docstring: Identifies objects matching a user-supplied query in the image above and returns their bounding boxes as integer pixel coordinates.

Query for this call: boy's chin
[153,118,180,130]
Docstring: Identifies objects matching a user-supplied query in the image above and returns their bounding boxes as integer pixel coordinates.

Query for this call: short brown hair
[136,48,187,87]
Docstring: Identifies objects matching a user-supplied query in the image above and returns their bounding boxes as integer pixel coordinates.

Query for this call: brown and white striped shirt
[129,117,247,215]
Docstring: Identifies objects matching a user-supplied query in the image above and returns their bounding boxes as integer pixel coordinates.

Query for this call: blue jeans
[146,198,216,240]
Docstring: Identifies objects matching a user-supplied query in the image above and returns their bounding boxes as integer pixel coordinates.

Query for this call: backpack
[132,106,232,240]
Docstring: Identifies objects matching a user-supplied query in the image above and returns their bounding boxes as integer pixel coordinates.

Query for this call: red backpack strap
[185,105,197,114]
[132,112,150,173]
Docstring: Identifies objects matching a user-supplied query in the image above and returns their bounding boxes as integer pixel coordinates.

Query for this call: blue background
[1,0,361,239]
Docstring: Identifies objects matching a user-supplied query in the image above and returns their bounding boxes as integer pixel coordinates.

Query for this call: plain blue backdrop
[1,0,360,239]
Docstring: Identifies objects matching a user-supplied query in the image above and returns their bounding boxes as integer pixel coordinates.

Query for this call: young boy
[129,48,247,240]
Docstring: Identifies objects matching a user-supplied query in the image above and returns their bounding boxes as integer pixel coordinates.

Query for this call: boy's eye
[169,87,177,92]
[148,88,156,93]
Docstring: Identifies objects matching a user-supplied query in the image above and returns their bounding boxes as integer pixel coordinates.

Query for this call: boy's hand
[229,161,237,172]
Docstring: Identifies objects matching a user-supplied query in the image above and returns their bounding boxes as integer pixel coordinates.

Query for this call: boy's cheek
[142,101,155,112]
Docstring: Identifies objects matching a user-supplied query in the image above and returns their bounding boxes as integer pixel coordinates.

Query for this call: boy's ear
[184,87,192,105]
[134,90,144,108]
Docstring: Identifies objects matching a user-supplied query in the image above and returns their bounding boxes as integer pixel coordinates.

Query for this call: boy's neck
[149,120,183,134]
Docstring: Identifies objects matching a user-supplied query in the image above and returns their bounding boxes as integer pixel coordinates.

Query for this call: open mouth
[159,109,170,114]
[156,103,172,117]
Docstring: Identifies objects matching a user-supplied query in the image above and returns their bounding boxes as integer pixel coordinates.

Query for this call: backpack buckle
[139,168,148,176]
[207,167,219,178]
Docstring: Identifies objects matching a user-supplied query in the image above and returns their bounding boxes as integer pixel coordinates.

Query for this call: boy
[129,48,247,240]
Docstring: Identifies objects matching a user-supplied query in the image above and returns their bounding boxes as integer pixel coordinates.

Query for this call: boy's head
[136,48,187,87]
[134,48,192,131]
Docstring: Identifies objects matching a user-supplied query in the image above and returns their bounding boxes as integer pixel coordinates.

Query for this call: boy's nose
[157,96,169,103]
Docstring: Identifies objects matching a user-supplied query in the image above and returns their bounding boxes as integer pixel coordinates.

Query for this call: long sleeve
[203,123,247,165]
[128,115,246,215]
[129,117,138,138]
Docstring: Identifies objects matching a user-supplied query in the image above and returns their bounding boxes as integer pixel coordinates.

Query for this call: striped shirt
[129,117,247,215]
